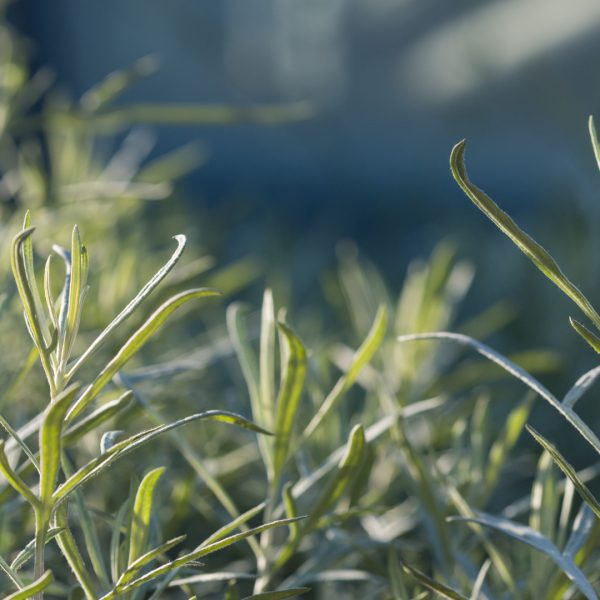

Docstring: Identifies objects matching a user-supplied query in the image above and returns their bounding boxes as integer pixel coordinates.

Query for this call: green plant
[0,217,311,599]
[394,117,600,598]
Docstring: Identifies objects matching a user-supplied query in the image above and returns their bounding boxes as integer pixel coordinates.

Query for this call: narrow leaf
[571,317,600,354]
[273,322,307,477]
[115,517,303,594]
[0,414,39,473]
[0,441,39,508]
[527,426,600,520]
[11,528,64,572]
[397,332,600,460]
[282,483,299,543]
[200,502,266,547]
[21,212,51,343]
[260,289,276,430]
[302,305,387,441]
[0,553,24,591]
[67,287,220,420]
[59,225,83,364]
[53,503,97,599]
[398,557,467,600]
[451,140,600,330]
[116,535,186,588]
[54,410,269,503]
[5,570,53,600]
[452,512,598,600]
[564,504,595,560]
[128,467,165,565]
[39,383,81,503]
[44,255,58,329]
[11,228,54,390]
[276,425,366,569]
[589,115,600,171]
[563,366,600,408]
[63,391,134,446]
[67,234,187,378]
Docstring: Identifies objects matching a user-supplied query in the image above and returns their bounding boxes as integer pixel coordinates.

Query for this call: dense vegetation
[3,6,600,599]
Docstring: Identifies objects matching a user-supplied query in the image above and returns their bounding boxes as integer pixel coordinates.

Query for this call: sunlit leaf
[128,467,165,565]
[450,139,600,331]
[5,569,53,600]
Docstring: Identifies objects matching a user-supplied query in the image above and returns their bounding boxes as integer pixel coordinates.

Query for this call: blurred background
[6,0,600,379]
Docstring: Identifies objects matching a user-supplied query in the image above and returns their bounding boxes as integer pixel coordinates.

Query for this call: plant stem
[34,510,48,600]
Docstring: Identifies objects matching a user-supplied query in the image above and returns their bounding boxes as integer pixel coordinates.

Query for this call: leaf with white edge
[260,288,276,431]
[469,560,491,600]
[10,528,64,572]
[11,228,54,389]
[5,569,53,600]
[44,255,58,329]
[398,556,467,600]
[451,512,598,600]
[67,234,187,379]
[527,426,600,520]
[111,517,304,596]
[564,504,596,561]
[589,115,600,171]
[397,332,600,460]
[451,139,600,331]
[302,305,387,442]
[58,225,83,365]
[116,535,186,588]
[563,366,600,409]
[276,425,366,569]
[200,501,266,547]
[54,410,270,504]
[39,383,81,503]
[0,441,39,509]
[100,431,125,454]
[273,322,307,478]
[63,391,134,446]
[21,212,51,343]
[571,317,600,354]
[0,413,39,473]
[241,589,310,600]
[67,287,221,420]
[52,503,97,598]
[0,553,24,591]
[128,467,165,565]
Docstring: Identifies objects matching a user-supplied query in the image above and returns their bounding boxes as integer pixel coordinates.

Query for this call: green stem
[33,510,48,600]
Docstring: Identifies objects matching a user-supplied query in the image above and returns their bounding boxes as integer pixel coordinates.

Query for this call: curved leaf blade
[397,332,600,460]
[527,426,600,520]
[452,512,597,600]
[67,287,221,420]
[302,305,387,442]
[115,517,303,594]
[128,467,165,565]
[39,383,81,503]
[450,140,600,331]
[67,234,187,378]
[5,569,53,600]
[273,322,307,478]
[54,410,269,503]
